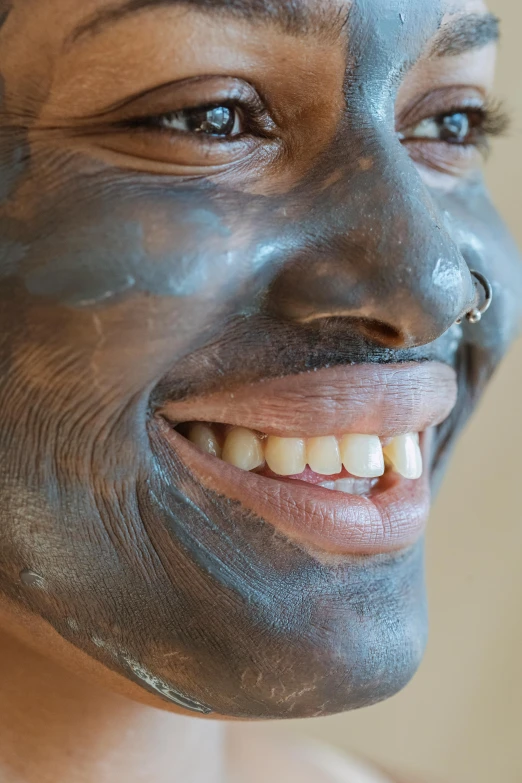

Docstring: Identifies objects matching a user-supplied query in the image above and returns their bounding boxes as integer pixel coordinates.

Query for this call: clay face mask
[0,0,520,719]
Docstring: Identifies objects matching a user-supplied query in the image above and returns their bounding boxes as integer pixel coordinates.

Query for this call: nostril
[355,318,405,348]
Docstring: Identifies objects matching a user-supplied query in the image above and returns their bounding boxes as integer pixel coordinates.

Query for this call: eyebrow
[430,12,500,57]
[68,0,347,46]
[68,2,499,59]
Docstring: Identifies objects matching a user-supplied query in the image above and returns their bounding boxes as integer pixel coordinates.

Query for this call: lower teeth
[318,478,377,495]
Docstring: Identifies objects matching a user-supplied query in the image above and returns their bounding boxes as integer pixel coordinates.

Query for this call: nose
[267,145,477,348]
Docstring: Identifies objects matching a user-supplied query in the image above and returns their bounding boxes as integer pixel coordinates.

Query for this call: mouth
[156,362,457,556]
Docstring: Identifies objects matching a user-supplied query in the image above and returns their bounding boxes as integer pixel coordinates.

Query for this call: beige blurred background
[284,1,522,780]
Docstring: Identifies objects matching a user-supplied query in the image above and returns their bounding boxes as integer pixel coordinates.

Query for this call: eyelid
[404,140,486,178]
[82,75,269,127]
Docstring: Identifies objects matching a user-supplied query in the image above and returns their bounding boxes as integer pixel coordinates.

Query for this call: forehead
[11,0,490,36]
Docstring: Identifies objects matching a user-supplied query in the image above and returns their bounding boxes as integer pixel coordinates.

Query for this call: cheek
[0,175,287,397]
[10,192,245,307]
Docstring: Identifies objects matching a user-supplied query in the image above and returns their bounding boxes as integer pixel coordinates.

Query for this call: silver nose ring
[457,270,493,325]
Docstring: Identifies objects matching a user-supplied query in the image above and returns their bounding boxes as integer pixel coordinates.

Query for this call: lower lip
[158,421,432,556]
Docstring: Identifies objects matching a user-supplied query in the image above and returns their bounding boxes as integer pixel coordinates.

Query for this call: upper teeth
[382,432,422,480]
[186,422,222,459]
[185,424,422,480]
[222,426,265,471]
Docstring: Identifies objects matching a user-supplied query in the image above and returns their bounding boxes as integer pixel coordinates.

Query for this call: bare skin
[0,0,520,780]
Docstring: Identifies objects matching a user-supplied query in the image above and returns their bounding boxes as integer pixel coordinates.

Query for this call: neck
[0,628,226,783]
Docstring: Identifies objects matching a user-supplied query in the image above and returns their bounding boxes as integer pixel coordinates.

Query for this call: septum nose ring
[456,270,493,325]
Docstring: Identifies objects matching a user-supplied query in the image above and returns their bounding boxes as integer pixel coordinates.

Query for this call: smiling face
[0,0,520,720]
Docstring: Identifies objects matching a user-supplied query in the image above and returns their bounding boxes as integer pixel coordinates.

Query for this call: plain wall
[286,1,522,780]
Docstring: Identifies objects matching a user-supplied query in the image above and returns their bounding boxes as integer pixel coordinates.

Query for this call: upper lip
[159,361,458,437]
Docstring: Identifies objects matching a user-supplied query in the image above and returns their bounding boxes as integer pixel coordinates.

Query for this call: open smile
[157,361,457,555]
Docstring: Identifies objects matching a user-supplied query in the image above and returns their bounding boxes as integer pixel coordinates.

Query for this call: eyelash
[471,99,511,139]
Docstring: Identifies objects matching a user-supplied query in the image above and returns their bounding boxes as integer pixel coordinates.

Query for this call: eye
[402,111,471,143]
[397,100,510,176]
[399,109,485,146]
[71,76,280,174]
[146,104,243,138]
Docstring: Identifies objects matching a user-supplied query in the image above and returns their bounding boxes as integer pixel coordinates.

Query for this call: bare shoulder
[226,724,396,783]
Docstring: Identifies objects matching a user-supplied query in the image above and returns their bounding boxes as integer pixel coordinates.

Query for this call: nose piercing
[457,270,493,325]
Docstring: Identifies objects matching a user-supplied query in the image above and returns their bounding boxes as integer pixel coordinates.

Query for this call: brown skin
[0,0,521,779]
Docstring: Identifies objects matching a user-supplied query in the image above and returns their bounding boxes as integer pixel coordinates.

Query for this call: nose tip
[267,247,477,350]
[395,253,478,347]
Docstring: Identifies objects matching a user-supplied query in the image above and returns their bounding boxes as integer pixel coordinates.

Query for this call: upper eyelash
[120,99,269,138]
[479,98,511,137]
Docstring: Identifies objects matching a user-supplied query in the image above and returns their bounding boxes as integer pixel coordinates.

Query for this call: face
[0,0,520,720]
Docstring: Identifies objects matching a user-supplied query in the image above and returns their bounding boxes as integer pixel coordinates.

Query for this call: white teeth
[306,436,342,475]
[184,422,422,482]
[265,436,306,476]
[318,480,336,490]
[334,478,375,495]
[222,427,265,471]
[383,433,423,479]
[187,423,222,458]
[320,478,377,496]
[339,434,385,478]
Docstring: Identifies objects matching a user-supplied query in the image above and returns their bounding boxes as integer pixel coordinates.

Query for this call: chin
[225,542,429,720]
[118,543,428,719]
